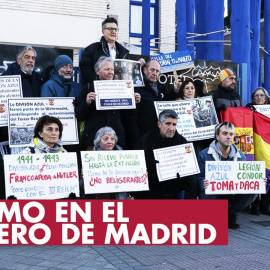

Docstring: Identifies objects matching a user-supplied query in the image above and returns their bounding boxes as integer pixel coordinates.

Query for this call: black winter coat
[135,78,175,136]
[134,127,198,199]
[75,81,132,148]
[80,36,129,84]
[206,84,241,119]
[1,62,42,97]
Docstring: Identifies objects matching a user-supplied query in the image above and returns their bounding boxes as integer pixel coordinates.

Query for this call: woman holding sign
[246,87,270,216]
[83,126,127,199]
[23,115,66,154]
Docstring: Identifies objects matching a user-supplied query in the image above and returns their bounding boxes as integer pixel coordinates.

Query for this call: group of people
[0,17,269,230]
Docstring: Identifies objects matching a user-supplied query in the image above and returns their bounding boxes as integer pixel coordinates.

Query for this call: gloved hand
[217,104,227,111]
[176,172,182,181]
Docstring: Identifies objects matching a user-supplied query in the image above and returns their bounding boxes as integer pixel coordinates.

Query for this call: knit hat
[219,68,236,82]
[55,55,73,71]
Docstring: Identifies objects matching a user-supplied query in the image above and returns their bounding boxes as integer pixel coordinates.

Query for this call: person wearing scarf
[23,115,66,154]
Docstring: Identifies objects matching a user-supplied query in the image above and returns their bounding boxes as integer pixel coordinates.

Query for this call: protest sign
[153,143,200,181]
[154,96,218,141]
[0,75,22,126]
[113,59,144,87]
[254,105,270,118]
[205,161,266,194]
[151,50,194,73]
[94,80,136,110]
[81,150,149,194]
[8,97,78,147]
[4,152,80,199]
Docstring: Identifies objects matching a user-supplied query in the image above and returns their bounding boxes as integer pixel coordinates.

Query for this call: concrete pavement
[0,211,269,270]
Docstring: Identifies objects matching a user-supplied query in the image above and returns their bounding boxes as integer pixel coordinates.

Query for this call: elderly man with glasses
[80,17,130,84]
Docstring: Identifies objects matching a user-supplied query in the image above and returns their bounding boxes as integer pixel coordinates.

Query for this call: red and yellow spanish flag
[253,111,270,192]
[220,107,254,161]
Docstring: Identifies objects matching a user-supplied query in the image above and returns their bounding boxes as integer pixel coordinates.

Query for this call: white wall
[0,0,107,49]
[159,0,176,53]
[108,0,130,43]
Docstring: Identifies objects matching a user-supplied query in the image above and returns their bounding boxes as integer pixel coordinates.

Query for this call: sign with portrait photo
[113,59,144,87]
[94,80,136,110]
[8,97,78,147]
[154,96,219,141]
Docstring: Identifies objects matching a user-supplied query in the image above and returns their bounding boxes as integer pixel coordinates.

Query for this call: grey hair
[251,87,270,104]
[144,58,160,69]
[16,46,37,59]
[94,56,113,72]
[215,122,235,141]
[93,126,118,147]
[158,109,178,124]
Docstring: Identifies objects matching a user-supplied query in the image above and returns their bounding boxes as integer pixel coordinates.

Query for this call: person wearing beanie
[40,55,82,158]
[206,68,242,120]
[40,54,82,98]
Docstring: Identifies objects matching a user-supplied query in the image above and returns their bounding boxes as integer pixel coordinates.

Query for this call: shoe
[228,214,240,229]
[250,206,260,215]
[260,208,270,216]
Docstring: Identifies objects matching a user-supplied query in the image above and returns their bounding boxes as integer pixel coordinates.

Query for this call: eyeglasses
[104,27,119,32]
[254,94,265,98]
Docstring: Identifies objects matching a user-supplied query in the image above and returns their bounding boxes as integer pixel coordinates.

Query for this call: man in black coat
[134,110,198,199]
[1,46,43,142]
[1,45,43,98]
[0,46,43,198]
[135,59,176,136]
[75,56,141,150]
[80,17,129,84]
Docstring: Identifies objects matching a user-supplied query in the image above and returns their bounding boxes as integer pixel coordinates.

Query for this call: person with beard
[40,55,82,158]
[206,68,241,120]
[40,55,82,98]
[133,110,198,199]
[1,46,43,143]
[135,59,176,136]
[1,46,43,97]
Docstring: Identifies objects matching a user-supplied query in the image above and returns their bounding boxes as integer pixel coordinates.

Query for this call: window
[130,0,159,48]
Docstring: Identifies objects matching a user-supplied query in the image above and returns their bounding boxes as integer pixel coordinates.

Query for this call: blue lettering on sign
[151,50,193,73]
[100,99,132,107]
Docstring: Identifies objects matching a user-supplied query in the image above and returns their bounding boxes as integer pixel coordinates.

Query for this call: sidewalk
[0,212,269,270]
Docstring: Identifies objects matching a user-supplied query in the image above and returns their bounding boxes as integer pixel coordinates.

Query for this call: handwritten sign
[81,150,149,194]
[113,59,144,87]
[153,143,200,181]
[154,96,219,141]
[0,75,22,126]
[205,161,266,194]
[8,97,78,147]
[254,105,270,118]
[4,152,80,199]
[94,80,136,110]
[151,50,194,73]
